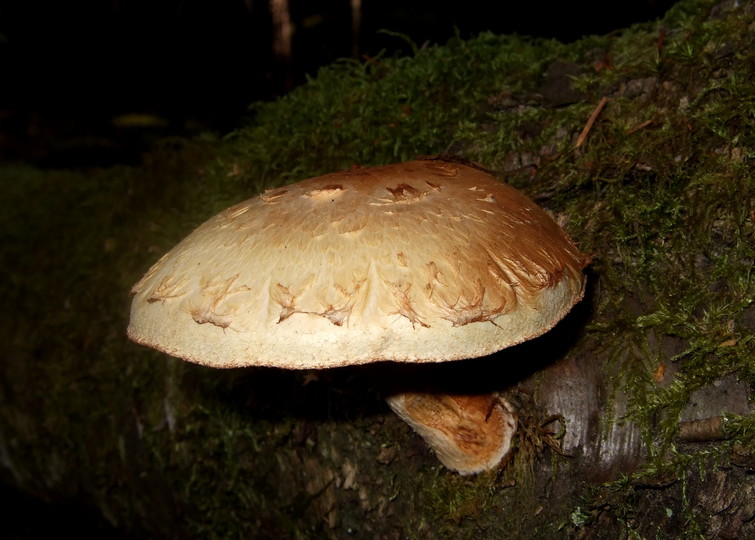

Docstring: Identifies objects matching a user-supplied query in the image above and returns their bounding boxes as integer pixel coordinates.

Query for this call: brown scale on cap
[128,158,588,474]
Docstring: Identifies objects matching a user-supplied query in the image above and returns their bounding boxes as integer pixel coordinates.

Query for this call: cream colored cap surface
[128,159,588,369]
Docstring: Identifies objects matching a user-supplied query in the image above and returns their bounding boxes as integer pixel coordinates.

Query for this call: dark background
[0,0,677,165]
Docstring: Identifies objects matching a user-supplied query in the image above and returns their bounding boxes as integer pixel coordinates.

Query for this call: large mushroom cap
[128,159,588,369]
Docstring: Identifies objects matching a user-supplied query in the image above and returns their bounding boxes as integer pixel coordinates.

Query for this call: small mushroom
[128,158,588,474]
[386,392,518,475]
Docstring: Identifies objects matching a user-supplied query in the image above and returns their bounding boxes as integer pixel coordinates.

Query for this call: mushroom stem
[386,392,517,475]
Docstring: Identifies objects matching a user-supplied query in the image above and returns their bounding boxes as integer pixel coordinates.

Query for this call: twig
[627,118,655,135]
[575,97,609,149]
[677,416,728,442]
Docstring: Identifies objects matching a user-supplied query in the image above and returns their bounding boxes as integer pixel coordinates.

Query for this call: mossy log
[1,0,753,537]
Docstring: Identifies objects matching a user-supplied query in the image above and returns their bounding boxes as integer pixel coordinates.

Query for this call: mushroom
[128,158,588,474]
